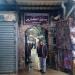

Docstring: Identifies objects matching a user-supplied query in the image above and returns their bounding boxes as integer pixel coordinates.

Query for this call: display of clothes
[68,17,75,75]
[56,19,72,73]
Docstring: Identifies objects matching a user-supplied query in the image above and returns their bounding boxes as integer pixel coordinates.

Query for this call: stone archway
[25,26,48,70]
[18,24,51,70]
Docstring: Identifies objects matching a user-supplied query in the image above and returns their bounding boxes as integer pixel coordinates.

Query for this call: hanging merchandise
[68,17,75,75]
[57,49,64,70]
[56,19,72,74]
[64,50,72,73]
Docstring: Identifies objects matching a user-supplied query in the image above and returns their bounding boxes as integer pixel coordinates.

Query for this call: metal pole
[66,5,75,19]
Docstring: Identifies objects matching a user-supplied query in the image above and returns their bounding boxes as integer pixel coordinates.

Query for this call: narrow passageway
[18,69,68,75]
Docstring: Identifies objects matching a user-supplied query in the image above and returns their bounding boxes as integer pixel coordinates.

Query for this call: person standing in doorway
[25,43,32,71]
[37,40,48,73]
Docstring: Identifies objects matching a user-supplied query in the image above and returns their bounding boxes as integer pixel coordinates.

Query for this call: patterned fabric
[56,19,72,71]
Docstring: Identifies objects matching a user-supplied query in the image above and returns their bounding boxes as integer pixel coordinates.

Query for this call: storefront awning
[0,0,68,10]
[16,0,68,5]
[0,0,68,5]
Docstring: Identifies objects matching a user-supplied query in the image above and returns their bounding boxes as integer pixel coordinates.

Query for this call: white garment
[31,48,40,70]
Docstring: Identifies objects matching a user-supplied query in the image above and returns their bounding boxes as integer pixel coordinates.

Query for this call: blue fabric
[39,57,46,72]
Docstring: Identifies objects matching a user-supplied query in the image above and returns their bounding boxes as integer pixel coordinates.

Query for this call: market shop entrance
[19,13,72,75]
[25,26,48,70]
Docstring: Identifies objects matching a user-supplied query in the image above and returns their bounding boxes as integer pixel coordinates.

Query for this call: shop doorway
[25,26,48,70]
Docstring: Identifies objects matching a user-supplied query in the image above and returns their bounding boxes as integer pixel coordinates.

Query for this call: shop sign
[24,13,49,25]
[0,13,16,21]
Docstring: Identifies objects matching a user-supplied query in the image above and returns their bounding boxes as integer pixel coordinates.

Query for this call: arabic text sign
[24,13,49,24]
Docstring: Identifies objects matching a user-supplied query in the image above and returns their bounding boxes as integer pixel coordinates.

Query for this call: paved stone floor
[18,69,69,75]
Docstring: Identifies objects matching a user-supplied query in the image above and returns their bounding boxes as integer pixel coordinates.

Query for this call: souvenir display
[56,20,72,73]
[68,17,75,75]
